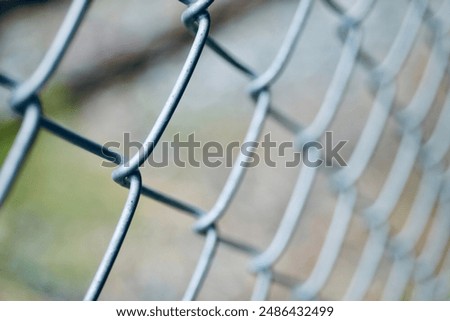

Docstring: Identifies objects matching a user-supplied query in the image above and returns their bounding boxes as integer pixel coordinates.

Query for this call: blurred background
[0,0,448,300]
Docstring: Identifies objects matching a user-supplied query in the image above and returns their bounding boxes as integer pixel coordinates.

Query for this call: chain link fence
[0,0,449,300]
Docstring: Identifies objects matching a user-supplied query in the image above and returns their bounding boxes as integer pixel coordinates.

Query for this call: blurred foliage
[0,84,126,299]
[0,0,51,16]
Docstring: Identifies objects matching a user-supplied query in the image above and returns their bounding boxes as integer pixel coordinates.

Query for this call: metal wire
[0,0,449,300]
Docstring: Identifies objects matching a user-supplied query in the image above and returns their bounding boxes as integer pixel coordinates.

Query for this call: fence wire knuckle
[0,0,449,300]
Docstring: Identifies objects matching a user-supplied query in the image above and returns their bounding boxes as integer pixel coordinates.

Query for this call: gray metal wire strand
[10,0,92,112]
[84,172,142,301]
[182,226,219,301]
[193,0,312,233]
[112,5,212,185]
[0,75,42,207]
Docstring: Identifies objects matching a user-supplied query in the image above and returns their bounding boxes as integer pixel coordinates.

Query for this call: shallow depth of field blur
[0,0,449,300]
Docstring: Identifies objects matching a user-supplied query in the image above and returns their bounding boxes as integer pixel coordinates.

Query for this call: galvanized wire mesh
[0,0,449,300]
